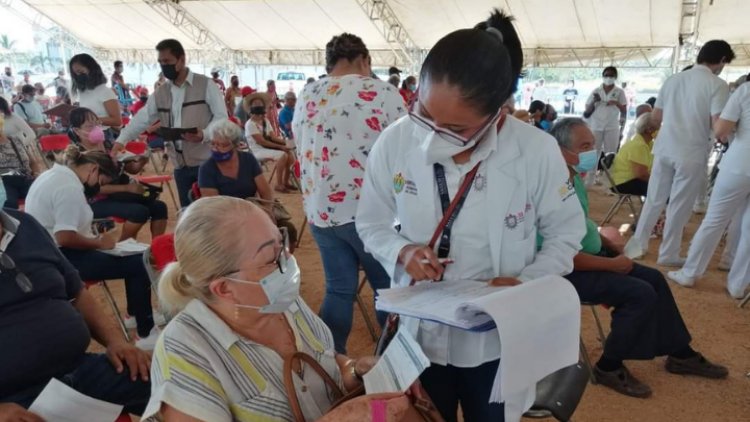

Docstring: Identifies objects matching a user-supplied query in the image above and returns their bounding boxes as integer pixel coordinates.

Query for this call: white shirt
[116,69,227,144]
[13,100,45,125]
[585,85,627,130]
[532,86,549,102]
[719,83,750,176]
[652,64,729,163]
[356,115,585,368]
[25,164,95,242]
[244,117,274,150]
[2,113,36,144]
[292,74,406,227]
[76,84,117,129]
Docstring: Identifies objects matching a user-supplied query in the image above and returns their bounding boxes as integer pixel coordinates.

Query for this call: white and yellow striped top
[142,298,342,422]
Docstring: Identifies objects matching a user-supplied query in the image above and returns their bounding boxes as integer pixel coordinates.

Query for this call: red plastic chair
[142,233,175,321]
[134,174,179,210]
[38,134,71,168]
[84,279,130,342]
[121,116,131,127]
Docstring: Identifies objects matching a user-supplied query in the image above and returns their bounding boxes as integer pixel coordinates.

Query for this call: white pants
[628,155,706,261]
[586,127,621,185]
[720,204,744,265]
[683,171,750,279]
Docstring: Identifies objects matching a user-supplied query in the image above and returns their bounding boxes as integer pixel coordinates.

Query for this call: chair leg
[579,338,597,384]
[600,197,625,226]
[295,220,307,250]
[590,306,607,348]
[163,179,179,210]
[739,291,750,308]
[625,196,641,226]
[100,281,131,342]
[355,275,379,342]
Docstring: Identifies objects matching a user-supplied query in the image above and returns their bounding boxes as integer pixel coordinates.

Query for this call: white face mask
[419,113,501,164]
[227,256,301,314]
[603,77,616,86]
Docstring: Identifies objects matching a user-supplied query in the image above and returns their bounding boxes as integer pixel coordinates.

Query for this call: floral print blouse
[292,74,406,227]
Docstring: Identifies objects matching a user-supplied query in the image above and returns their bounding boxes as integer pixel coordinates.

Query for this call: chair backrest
[150,233,176,272]
[599,153,623,195]
[39,134,71,152]
[528,362,589,421]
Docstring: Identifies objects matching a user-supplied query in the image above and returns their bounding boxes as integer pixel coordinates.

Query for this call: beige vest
[154,71,212,168]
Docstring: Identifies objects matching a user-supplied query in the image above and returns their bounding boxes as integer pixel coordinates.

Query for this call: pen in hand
[419,258,454,265]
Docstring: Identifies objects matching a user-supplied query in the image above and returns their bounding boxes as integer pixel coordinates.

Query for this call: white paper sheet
[29,378,124,422]
[458,275,581,403]
[363,329,431,394]
[99,238,149,257]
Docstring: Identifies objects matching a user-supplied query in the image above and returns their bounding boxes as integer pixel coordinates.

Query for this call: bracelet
[345,358,361,380]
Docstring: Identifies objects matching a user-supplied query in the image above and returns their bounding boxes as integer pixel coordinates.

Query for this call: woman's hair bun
[64,144,82,161]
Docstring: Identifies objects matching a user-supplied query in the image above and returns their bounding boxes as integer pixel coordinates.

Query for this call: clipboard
[156,127,198,141]
[43,103,76,118]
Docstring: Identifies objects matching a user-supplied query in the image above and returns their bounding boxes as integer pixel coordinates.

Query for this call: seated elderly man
[13,85,50,137]
[0,208,150,419]
[624,103,653,141]
[610,112,658,196]
[278,91,296,139]
[545,117,726,398]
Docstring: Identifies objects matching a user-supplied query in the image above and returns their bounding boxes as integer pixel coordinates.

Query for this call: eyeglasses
[1,252,32,293]
[220,227,290,278]
[408,101,500,146]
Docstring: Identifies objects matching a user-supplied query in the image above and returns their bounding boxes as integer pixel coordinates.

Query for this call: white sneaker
[657,257,687,267]
[727,287,746,300]
[135,327,161,350]
[124,311,167,329]
[667,270,696,288]
[718,259,733,272]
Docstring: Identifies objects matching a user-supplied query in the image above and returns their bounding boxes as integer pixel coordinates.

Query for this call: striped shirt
[142,298,342,421]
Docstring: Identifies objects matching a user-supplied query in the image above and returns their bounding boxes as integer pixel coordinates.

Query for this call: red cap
[241,86,255,97]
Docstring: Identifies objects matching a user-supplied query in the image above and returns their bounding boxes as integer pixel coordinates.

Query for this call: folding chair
[355,272,380,342]
[38,134,71,168]
[135,174,179,210]
[739,291,750,309]
[85,280,130,342]
[599,153,642,227]
[578,302,608,384]
[143,233,176,319]
[523,361,589,421]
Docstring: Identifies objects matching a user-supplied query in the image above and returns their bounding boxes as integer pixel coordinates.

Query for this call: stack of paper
[29,379,123,422]
[100,238,149,257]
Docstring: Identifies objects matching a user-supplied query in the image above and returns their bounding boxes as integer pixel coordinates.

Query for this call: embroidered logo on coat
[393,173,405,194]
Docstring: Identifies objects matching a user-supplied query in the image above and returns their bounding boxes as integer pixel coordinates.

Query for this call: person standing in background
[292,32,406,354]
[1,67,14,101]
[210,68,225,95]
[69,54,122,142]
[113,39,228,208]
[583,66,627,184]
[266,79,281,137]
[531,78,549,102]
[625,40,735,265]
[224,75,241,116]
[563,79,578,114]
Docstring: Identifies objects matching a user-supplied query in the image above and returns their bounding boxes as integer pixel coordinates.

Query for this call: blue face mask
[574,149,599,173]
[408,84,417,92]
[0,179,6,206]
[211,150,233,162]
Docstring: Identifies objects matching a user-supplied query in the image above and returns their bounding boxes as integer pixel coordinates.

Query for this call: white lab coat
[356,115,586,421]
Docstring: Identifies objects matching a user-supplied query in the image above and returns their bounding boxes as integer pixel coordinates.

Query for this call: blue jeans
[1,353,150,416]
[419,359,505,422]
[61,249,154,337]
[310,222,389,354]
[173,165,200,208]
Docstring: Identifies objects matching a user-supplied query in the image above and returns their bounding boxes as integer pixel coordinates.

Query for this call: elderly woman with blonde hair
[610,112,658,196]
[141,196,377,422]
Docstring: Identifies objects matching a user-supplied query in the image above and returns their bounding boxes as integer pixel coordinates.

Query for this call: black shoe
[593,365,652,398]
[665,353,728,379]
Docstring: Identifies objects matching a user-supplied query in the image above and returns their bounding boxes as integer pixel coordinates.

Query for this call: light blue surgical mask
[574,149,599,173]
[228,256,300,314]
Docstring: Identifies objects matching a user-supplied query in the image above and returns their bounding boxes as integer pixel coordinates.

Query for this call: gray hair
[633,112,653,136]
[635,103,652,118]
[549,117,588,149]
[206,119,243,147]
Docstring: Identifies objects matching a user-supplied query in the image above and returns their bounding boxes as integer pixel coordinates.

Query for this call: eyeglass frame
[0,251,32,293]
[218,227,290,279]
[408,101,502,147]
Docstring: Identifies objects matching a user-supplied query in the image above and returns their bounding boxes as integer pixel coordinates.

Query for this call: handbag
[283,352,444,422]
[246,196,292,223]
[375,161,482,356]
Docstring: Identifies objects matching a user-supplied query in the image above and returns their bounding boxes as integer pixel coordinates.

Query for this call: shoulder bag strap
[284,351,345,422]
[7,137,27,172]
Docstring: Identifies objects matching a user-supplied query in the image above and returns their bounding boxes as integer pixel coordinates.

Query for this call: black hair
[696,40,735,65]
[21,84,35,95]
[67,107,98,144]
[155,39,185,59]
[114,60,123,68]
[528,100,546,114]
[0,97,10,116]
[401,76,416,90]
[646,96,657,108]
[602,66,618,78]
[325,33,369,71]
[420,8,523,116]
[69,54,107,94]
[682,64,694,72]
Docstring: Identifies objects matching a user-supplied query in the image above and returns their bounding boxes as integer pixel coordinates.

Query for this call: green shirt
[538,173,601,254]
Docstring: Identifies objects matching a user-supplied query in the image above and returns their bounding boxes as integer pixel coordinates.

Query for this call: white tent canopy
[16,0,750,68]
